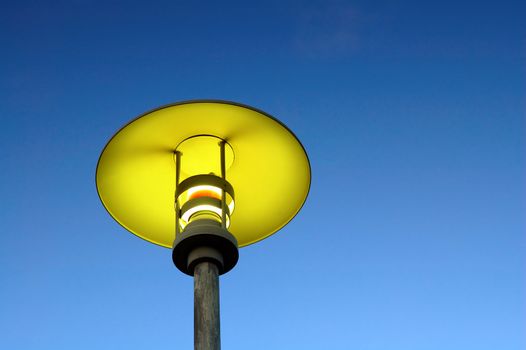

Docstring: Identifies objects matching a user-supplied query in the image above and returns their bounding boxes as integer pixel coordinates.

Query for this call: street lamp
[96,100,311,349]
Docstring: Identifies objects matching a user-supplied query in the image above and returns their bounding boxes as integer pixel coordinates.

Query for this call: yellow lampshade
[96,100,311,248]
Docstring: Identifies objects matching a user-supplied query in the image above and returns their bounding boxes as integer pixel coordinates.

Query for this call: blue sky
[1,1,524,349]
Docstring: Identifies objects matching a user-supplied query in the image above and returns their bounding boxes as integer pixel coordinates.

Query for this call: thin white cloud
[293,2,361,58]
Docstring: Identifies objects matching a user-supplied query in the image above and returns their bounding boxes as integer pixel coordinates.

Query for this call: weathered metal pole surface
[194,261,220,350]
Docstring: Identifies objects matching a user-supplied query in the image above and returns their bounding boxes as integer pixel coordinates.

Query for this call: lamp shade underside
[96,100,311,248]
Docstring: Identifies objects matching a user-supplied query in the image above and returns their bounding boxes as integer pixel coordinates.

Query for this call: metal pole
[219,141,227,229]
[194,261,220,350]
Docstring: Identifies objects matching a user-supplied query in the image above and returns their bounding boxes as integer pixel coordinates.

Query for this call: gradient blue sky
[1,1,525,349]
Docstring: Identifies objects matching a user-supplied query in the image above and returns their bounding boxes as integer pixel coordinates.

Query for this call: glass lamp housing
[174,136,235,232]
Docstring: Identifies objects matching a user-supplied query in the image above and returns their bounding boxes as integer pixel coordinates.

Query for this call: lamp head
[96,100,311,275]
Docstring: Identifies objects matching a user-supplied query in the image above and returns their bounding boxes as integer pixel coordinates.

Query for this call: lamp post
[96,100,311,349]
